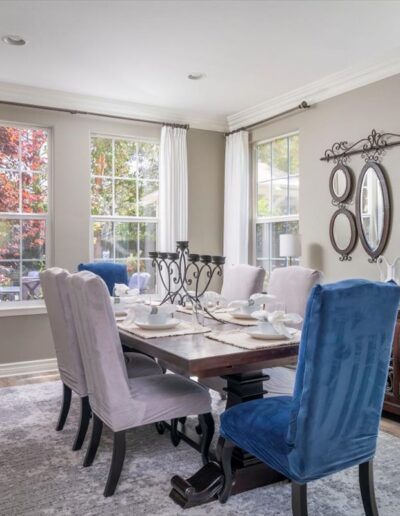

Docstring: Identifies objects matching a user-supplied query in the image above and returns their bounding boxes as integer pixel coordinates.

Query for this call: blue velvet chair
[219,279,400,516]
[77,262,128,295]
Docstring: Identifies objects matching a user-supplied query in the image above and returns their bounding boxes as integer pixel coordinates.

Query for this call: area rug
[0,381,399,516]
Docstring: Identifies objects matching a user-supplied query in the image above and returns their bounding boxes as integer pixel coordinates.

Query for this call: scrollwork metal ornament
[150,241,225,309]
[321,129,400,164]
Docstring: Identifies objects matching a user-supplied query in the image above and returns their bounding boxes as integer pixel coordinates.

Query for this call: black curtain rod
[225,100,310,136]
[0,100,190,129]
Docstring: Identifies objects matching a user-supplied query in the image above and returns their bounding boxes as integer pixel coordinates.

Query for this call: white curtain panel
[159,126,188,251]
[224,130,250,265]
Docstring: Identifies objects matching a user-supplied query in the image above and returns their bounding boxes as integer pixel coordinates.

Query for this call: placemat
[118,320,211,339]
[206,329,301,350]
[176,306,258,326]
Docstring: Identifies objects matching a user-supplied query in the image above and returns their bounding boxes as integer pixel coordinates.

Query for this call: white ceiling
[1,0,400,129]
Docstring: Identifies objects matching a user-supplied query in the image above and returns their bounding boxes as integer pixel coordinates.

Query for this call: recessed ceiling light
[2,35,27,46]
[188,73,206,81]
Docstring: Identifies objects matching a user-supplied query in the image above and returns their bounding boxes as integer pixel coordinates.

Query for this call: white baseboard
[0,358,58,378]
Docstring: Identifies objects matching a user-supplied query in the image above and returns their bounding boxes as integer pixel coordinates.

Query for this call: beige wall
[251,73,400,283]
[0,105,225,365]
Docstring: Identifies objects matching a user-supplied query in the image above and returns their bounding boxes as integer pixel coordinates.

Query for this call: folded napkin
[113,283,140,298]
[228,293,275,311]
[124,303,176,325]
[251,310,303,338]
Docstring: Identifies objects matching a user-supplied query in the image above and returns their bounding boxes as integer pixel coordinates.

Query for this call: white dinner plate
[245,327,297,340]
[134,318,181,330]
[230,310,257,320]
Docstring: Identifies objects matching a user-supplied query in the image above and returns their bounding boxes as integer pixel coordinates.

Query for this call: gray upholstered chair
[40,268,163,451]
[221,264,266,302]
[67,270,214,497]
[201,264,266,395]
[264,266,323,396]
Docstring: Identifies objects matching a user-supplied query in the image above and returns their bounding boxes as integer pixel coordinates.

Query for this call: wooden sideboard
[384,318,400,416]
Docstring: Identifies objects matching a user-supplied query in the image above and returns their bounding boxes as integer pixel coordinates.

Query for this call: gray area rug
[0,381,399,516]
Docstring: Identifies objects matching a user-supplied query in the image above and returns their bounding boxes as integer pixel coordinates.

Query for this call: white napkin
[251,309,303,338]
[228,293,276,311]
[113,283,140,298]
[124,303,176,325]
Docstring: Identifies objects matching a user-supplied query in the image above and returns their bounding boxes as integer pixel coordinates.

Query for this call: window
[254,133,299,278]
[0,125,49,302]
[90,136,159,292]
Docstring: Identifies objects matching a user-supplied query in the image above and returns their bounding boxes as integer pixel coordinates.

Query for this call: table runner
[118,320,211,339]
[206,328,301,350]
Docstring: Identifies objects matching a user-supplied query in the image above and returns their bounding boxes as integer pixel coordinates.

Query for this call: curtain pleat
[224,131,249,265]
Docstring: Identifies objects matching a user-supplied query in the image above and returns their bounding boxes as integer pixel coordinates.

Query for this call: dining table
[118,312,300,509]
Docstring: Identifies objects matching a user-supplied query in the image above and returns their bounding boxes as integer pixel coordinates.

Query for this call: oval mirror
[355,162,390,261]
[329,208,357,259]
[329,164,352,203]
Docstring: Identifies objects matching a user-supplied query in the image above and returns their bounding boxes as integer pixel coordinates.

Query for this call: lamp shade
[280,234,301,258]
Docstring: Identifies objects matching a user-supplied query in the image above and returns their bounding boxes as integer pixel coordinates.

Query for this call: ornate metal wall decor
[323,129,397,262]
[149,241,225,307]
[321,129,400,164]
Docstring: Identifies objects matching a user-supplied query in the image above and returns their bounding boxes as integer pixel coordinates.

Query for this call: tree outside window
[0,125,48,302]
[90,136,159,292]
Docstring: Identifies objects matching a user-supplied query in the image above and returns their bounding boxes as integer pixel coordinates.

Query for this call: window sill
[0,300,47,317]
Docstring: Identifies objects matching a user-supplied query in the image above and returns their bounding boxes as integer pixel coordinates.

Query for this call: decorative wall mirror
[355,161,390,262]
[329,208,357,260]
[329,164,353,203]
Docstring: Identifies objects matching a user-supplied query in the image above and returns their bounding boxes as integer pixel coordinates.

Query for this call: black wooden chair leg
[199,413,214,465]
[104,431,126,497]
[72,396,91,451]
[359,461,379,516]
[170,419,181,447]
[292,482,308,516]
[55,383,72,431]
[83,414,103,467]
[155,421,166,434]
[218,438,235,504]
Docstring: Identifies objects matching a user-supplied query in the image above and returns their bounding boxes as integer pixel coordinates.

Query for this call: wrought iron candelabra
[149,241,225,306]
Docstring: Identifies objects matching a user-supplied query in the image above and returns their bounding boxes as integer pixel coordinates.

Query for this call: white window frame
[252,131,299,276]
[0,121,52,304]
[89,133,160,281]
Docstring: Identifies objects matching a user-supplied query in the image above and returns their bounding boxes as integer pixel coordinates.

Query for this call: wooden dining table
[119,313,300,508]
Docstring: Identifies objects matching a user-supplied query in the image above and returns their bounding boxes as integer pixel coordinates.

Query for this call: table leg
[169,371,286,508]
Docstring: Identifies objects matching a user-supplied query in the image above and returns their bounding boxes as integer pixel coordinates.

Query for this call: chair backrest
[268,266,322,323]
[40,268,87,396]
[221,264,266,302]
[77,262,128,295]
[129,272,151,293]
[287,279,400,482]
[67,271,146,431]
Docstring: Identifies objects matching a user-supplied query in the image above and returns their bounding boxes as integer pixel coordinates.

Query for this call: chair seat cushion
[220,396,293,479]
[128,373,211,426]
[124,353,163,378]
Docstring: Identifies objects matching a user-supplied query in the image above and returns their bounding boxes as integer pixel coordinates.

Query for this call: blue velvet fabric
[77,262,128,295]
[220,279,400,483]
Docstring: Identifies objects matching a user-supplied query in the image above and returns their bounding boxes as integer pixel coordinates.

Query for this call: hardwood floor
[1,372,400,438]
[0,372,60,388]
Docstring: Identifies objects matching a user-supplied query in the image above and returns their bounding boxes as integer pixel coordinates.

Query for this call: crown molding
[227,51,400,131]
[0,82,228,133]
